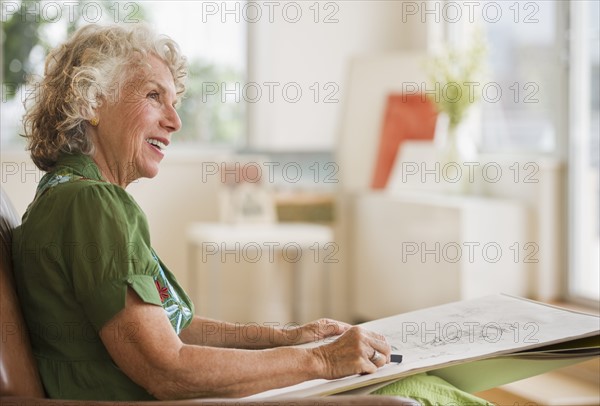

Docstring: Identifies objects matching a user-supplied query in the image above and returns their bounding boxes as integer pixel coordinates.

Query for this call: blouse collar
[53,153,105,182]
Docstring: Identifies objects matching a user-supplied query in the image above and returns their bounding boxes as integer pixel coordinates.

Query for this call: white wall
[248,0,425,150]
[1,152,41,216]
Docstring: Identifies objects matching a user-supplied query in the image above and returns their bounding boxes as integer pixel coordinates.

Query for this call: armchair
[0,187,417,406]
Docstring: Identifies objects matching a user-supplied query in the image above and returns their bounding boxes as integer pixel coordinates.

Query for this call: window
[478,0,562,153]
[146,1,246,145]
[568,0,600,304]
[427,0,563,153]
[426,0,599,305]
[1,0,246,147]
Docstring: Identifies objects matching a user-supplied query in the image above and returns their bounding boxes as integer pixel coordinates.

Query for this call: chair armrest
[0,395,420,406]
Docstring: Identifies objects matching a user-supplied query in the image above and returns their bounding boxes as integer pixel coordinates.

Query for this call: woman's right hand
[312,326,392,379]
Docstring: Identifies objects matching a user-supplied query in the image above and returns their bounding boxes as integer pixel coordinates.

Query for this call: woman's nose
[161,104,182,133]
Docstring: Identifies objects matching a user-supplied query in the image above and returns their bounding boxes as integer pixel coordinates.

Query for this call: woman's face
[92,55,181,186]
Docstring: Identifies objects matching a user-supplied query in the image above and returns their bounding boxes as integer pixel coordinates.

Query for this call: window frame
[565,0,600,308]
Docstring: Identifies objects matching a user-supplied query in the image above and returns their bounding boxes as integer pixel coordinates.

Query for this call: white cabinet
[351,191,531,321]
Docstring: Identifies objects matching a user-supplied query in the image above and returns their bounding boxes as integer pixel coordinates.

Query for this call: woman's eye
[148,92,160,101]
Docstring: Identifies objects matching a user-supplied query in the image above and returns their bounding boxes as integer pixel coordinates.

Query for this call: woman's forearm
[179,316,301,349]
[155,345,323,399]
[102,291,325,399]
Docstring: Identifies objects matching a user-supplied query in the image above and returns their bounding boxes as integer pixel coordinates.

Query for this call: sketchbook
[248,294,600,399]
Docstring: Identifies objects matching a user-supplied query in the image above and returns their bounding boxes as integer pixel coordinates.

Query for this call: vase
[434,112,478,194]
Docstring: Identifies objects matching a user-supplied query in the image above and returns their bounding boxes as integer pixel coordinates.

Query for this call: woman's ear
[83,100,106,130]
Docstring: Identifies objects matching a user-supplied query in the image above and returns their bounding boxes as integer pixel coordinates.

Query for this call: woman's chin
[139,166,160,180]
[127,162,160,186]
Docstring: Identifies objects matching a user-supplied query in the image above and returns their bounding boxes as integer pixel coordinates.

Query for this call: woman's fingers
[315,318,352,337]
[367,331,392,362]
[353,327,390,358]
[298,318,352,344]
[367,350,387,368]
[316,326,392,379]
[362,330,391,368]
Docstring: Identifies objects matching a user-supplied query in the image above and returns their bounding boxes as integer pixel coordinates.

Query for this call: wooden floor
[475,358,600,406]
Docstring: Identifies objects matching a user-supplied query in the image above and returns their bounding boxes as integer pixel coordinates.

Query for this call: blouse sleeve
[63,183,162,332]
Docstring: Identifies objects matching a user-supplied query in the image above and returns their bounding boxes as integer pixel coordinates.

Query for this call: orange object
[371,94,438,189]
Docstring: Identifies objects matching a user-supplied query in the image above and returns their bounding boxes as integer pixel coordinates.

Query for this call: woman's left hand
[282,318,352,346]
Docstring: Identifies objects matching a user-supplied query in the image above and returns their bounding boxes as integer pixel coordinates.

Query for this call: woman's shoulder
[37,154,139,209]
[29,172,143,222]
[59,176,135,202]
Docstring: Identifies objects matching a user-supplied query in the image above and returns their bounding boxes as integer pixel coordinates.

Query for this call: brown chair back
[0,187,45,397]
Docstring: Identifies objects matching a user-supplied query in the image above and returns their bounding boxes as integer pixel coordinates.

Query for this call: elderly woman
[13,24,490,405]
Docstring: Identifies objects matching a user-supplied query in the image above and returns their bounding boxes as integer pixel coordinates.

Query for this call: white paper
[247,294,599,399]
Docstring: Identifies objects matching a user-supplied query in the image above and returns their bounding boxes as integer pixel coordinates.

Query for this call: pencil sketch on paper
[360,295,590,364]
[247,294,599,399]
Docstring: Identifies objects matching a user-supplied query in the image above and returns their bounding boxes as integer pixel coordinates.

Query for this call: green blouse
[12,153,194,401]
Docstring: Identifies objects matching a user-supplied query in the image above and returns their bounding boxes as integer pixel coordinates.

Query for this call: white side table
[187,222,333,323]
